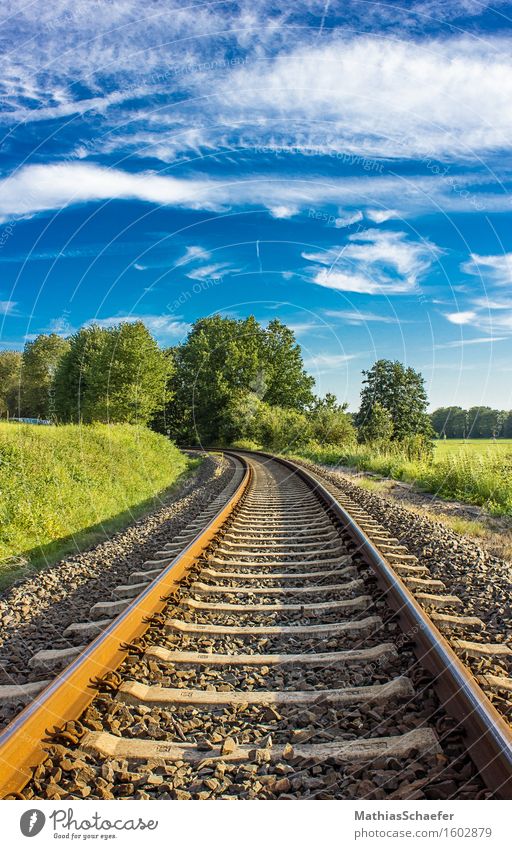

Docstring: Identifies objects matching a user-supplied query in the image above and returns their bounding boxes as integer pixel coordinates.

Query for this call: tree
[53,322,170,425]
[449,408,469,438]
[21,334,70,418]
[53,325,109,423]
[256,403,312,452]
[168,315,315,444]
[357,401,394,444]
[84,322,170,424]
[261,319,315,410]
[503,411,512,438]
[355,359,433,441]
[430,406,467,438]
[467,406,503,438]
[0,350,22,418]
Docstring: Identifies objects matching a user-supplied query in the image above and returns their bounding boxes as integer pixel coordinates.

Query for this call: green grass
[286,440,512,516]
[0,423,193,586]
[434,438,512,458]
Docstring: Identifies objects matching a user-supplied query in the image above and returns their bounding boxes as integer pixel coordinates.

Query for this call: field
[0,423,192,585]
[292,439,512,516]
[434,439,512,458]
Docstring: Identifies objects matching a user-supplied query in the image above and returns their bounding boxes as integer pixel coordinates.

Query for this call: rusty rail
[0,455,251,797]
[242,450,512,799]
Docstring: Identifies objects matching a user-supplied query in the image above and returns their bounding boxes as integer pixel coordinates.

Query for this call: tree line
[430,406,512,439]
[0,315,433,455]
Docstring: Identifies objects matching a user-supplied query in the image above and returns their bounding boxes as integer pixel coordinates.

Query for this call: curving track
[0,451,510,800]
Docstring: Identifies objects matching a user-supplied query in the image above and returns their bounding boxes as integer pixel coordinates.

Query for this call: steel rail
[239,450,512,799]
[0,456,251,798]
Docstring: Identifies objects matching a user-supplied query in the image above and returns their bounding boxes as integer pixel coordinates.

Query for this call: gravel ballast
[0,453,235,704]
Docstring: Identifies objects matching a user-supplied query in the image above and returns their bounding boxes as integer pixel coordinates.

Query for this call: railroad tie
[189,579,364,596]
[165,614,383,637]
[144,643,398,666]
[116,676,414,708]
[452,639,512,659]
[81,727,441,765]
[182,595,371,614]
[199,565,357,581]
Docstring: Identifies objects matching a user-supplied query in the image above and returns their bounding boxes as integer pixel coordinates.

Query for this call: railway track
[0,451,510,800]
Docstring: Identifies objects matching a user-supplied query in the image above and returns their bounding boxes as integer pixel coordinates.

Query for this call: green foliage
[400,433,435,462]
[85,322,170,424]
[218,390,264,445]
[431,406,512,439]
[53,322,170,425]
[308,394,356,446]
[356,359,433,442]
[0,422,190,582]
[257,404,312,452]
[503,412,512,439]
[357,400,393,445]
[53,325,107,423]
[21,334,70,419]
[169,315,315,444]
[0,350,22,417]
[220,390,312,451]
[261,319,315,409]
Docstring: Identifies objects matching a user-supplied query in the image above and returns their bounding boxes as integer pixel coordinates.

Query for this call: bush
[256,405,312,452]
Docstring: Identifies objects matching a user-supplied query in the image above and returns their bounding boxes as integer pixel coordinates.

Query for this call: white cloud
[207,36,512,160]
[313,268,398,295]
[444,310,477,325]
[0,300,17,315]
[178,245,212,265]
[0,162,509,223]
[435,336,507,349]
[268,205,299,219]
[334,211,363,228]
[461,253,512,287]
[4,4,512,166]
[304,229,439,296]
[305,352,357,369]
[185,262,234,281]
[366,209,401,223]
[325,309,402,324]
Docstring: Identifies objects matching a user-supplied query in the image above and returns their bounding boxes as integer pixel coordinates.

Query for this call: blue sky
[2,0,512,411]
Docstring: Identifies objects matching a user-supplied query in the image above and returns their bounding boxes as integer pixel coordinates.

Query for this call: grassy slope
[0,423,193,583]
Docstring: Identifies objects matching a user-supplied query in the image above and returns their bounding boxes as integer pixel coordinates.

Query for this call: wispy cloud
[1,162,510,223]
[334,211,364,228]
[435,335,507,349]
[0,300,17,315]
[185,262,236,281]
[268,205,299,219]
[304,229,439,296]
[305,352,357,369]
[325,309,403,324]
[461,253,512,287]
[178,245,212,265]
